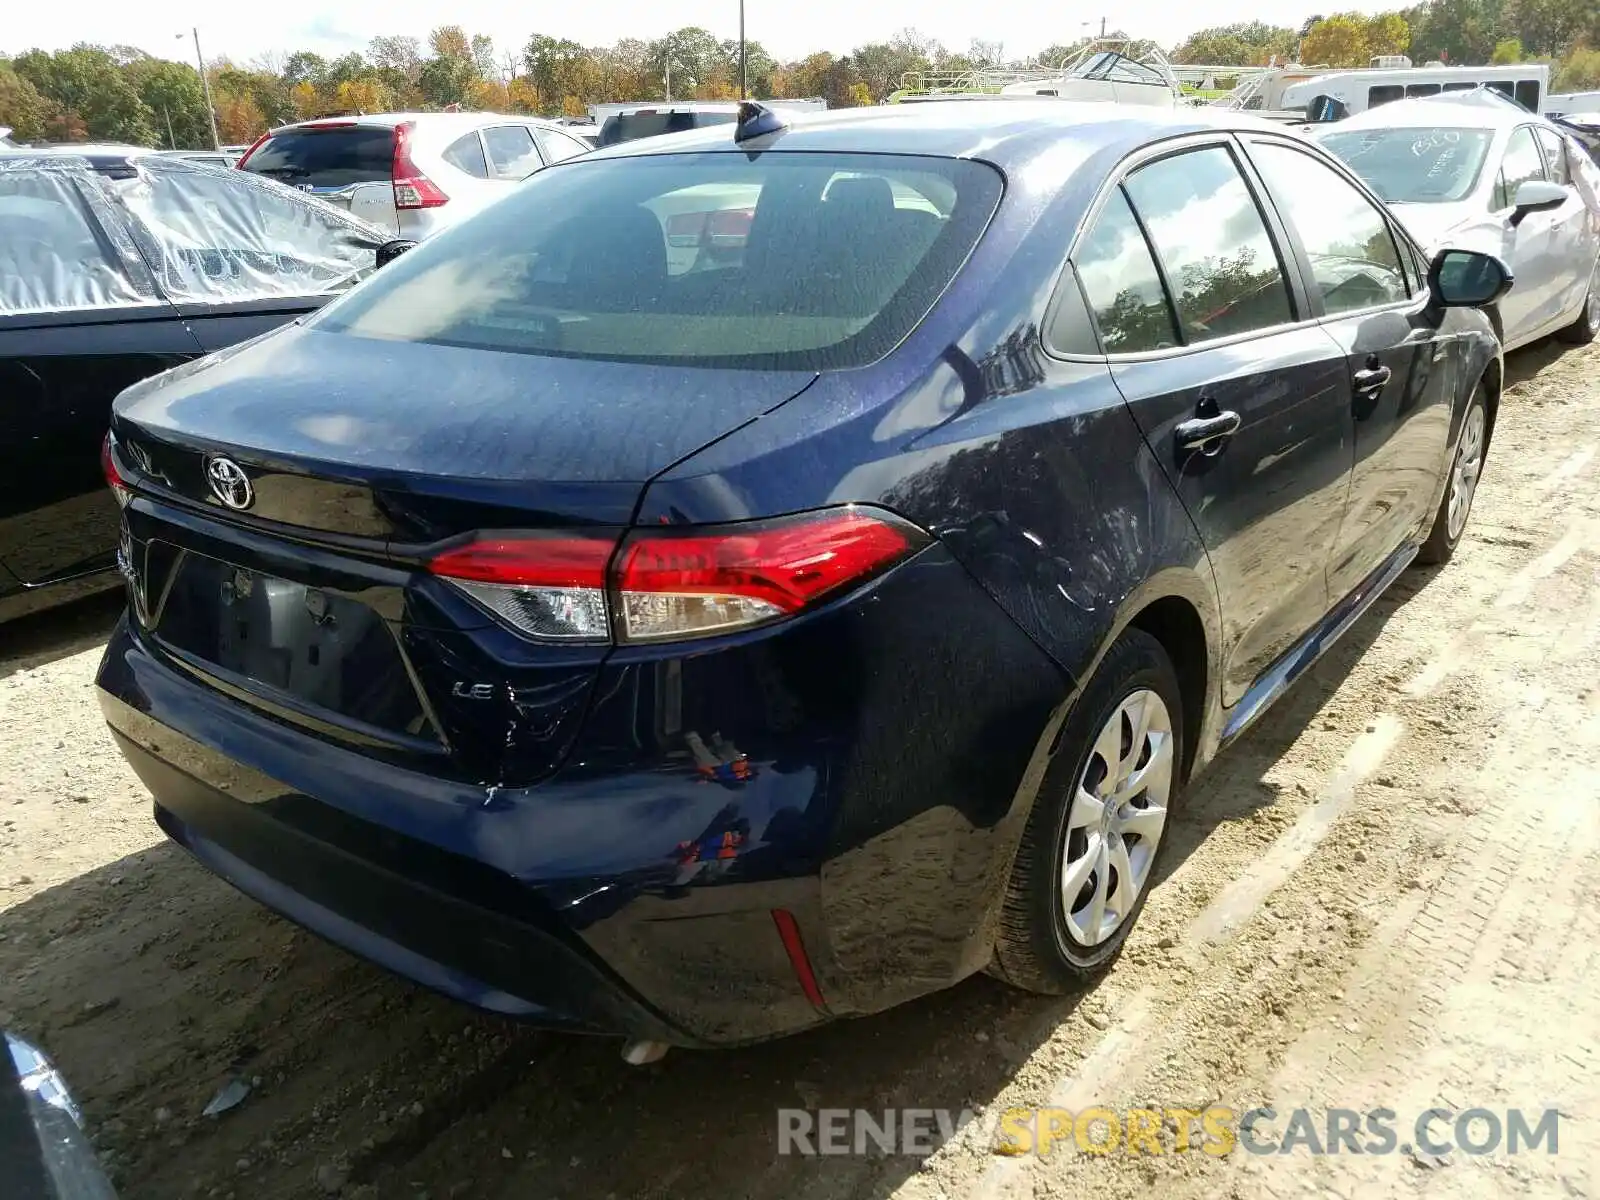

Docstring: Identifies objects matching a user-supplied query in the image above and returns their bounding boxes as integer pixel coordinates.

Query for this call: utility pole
[665,55,672,102]
[162,105,175,149]
[739,0,748,100]
[181,28,221,150]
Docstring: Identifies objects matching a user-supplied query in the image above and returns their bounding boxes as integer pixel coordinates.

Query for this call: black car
[3,1031,116,1199]
[0,151,385,623]
[98,102,1507,1055]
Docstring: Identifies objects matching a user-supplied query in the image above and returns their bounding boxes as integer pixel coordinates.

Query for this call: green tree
[1172,22,1300,66]
[1491,36,1528,61]
[123,57,209,148]
[12,45,154,143]
[1554,44,1600,89]
[0,63,50,141]
[1502,0,1590,56]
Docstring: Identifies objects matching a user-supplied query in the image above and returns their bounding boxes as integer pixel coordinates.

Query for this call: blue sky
[8,0,1396,68]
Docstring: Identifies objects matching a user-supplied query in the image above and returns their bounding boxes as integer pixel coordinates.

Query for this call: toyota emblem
[204,456,254,510]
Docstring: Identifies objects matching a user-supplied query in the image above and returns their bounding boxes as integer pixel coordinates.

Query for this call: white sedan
[1314,96,1600,351]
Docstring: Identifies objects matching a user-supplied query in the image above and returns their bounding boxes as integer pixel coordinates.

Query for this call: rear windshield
[1318,126,1494,203]
[240,126,394,188]
[597,111,737,147]
[310,152,1002,371]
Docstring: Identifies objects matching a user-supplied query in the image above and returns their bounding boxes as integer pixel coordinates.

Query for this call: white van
[1285,63,1550,122]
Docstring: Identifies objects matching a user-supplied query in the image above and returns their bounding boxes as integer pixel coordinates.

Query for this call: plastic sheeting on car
[112,157,386,304]
[0,156,158,316]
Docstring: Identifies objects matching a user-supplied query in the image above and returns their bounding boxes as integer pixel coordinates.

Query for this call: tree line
[2,0,1597,150]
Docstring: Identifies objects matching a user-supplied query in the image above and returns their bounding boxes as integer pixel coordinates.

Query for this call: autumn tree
[12,45,154,143]
[1366,13,1413,56]
[1300,13,1375,66]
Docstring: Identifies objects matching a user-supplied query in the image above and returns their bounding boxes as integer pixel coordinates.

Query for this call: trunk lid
[110,324,817,786]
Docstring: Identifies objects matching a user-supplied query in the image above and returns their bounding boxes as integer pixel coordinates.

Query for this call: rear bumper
[96,542,1070,1046]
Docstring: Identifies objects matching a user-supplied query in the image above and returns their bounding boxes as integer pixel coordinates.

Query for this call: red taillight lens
[429,535,613,642]
[101,432,130,506]
[614,509,920,642]
[392,121,448,209]
[427,508,923,645]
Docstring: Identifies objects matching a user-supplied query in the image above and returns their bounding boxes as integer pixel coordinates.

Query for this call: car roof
[1321,95,1547,133]
[268,112,565,135]
[585,100,1306,169]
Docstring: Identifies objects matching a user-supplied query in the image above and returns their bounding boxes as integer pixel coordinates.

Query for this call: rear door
[114,159,380,351]
[1533,126,1597,323]
[1075,137,1355,705]
[0,163,201,585]
[1242,135,1454,600]
[1491,125,1557,344]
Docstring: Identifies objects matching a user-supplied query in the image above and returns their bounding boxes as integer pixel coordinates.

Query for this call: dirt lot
[3,339,1598,1200]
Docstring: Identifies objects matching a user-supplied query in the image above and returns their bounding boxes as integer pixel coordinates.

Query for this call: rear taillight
[428,507,925,644]
[392,121,448,209]
[427,535,612,641]
[101,432,130,507]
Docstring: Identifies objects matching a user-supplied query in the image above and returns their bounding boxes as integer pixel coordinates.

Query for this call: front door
[1073,140,1356,705]
[1242,136,1454,599]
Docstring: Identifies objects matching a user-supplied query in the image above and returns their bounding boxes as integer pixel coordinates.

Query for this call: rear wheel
[1557,261,1600,345]
[1418,387,1488,566]
[990,628,1184,992]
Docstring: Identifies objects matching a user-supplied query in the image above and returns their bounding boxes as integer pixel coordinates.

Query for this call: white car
[1314,96,1600,350]
[236,112,593,240]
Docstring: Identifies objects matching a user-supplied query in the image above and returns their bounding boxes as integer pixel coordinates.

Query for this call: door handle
[1175,411,1242,455]
[1352,364,1392,395]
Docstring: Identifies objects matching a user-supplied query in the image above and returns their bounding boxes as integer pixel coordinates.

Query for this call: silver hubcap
[1446,404,1485,541]
[1061,689,1174,947]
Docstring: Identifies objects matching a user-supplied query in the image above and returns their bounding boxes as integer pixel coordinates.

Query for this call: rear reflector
[427,507,924,645]
[771,909,826,1009]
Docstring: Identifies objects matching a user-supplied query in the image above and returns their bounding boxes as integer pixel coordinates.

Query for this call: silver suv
[236,112,592,239]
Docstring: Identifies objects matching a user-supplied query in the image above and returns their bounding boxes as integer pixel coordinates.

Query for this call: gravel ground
[1,337,1597,1200]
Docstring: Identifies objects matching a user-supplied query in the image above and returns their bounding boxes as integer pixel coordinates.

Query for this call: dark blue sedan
[96,100,1507,1054]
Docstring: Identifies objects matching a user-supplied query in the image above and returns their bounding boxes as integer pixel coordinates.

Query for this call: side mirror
[377,239,418,268]
[1509,178,1566,226]
[1428,248,1514,309]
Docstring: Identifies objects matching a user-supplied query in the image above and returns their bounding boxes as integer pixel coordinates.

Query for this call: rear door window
[310,151,1002,371]
[1069,188,1178,353]
[0,162,154,315]
[482,126,542,180]
[1494,126,1547,209]
[1533,127,1570,185]
[116,160,379,303]
[442,133,490,179]
[1248,141,1409,314]
[239,125,395,188]
[1120,145,1295,343]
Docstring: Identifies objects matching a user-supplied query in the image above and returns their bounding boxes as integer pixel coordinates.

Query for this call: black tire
[1417,385,1489,566]
[989,628,1185,994]
[1556,263,1600,345]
